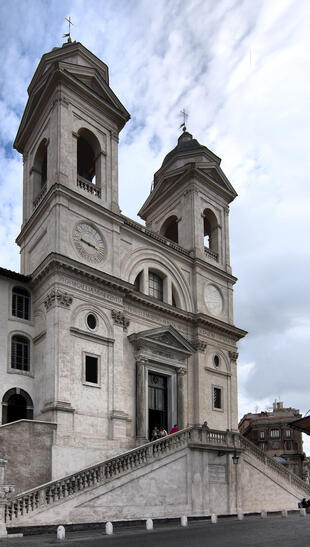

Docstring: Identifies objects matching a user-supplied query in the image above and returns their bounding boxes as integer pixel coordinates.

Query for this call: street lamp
[232,452,239,465]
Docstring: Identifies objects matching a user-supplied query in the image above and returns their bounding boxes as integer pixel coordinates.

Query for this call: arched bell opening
[203,208,219,256]
[160,215,178,244]
[2,388,33,424]
[77,128,101,191]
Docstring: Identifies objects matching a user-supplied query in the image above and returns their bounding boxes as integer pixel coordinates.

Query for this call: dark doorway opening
[148,372,167,440]
[7,394,27,423]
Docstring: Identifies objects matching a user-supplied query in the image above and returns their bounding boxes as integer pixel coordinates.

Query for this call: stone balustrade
[77,177,101,197]
[204,247,218,261]
[239,435,310,495]
[4,426,237,524]
[6,428,307,526]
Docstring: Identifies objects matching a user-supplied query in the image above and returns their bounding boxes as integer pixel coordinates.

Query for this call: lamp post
[232,451,239,513]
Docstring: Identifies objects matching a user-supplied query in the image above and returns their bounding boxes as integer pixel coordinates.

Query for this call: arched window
[11,335,30,371]
[134,272,142,292]
[33,139,48,201]
[203,208,219,257]
[160,215,178,244]
[77,128,101,194]
[171,284,180,308]
[148,271,163,301]
[2,388,33,424]
[12,287,31,320]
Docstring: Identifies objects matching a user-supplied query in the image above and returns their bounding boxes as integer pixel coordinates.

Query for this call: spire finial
[179,108,188,132]
[63,16,74,43]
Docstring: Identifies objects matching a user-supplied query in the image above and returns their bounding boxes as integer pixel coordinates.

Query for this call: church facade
[0,40,246,480]
[2,42,310,530]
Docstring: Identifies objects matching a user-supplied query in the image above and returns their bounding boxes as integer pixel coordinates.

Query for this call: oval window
[87,314,97,330]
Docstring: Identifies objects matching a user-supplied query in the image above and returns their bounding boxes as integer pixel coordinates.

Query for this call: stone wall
[0,420,56,493]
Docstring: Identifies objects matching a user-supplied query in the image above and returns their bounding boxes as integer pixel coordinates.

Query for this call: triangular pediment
[14,42,130,152]
[139,161,237,219]
[128,325,194,356]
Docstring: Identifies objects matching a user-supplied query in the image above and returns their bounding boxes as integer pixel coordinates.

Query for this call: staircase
[3,427,310,527]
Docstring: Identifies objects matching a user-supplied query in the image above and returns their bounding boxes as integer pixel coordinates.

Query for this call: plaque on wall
[208,464,226,483]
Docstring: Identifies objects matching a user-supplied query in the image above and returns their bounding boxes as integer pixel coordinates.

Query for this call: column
[177,368,187,429]
[136,358,148,443]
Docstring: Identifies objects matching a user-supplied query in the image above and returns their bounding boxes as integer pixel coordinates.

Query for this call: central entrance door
[148,372,167,439]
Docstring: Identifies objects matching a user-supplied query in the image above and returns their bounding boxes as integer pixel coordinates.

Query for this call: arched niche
[160,215,179,244]
[77,127,102,190]
[2,388,33,424]
[203,208,219,255]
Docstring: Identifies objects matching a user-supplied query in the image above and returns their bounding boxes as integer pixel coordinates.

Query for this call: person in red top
[170,424,178,434]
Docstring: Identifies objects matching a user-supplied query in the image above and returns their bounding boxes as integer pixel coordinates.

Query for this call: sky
[0,0,310,449]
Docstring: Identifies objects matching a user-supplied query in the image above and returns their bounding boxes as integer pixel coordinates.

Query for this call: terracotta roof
[0,267,30,282]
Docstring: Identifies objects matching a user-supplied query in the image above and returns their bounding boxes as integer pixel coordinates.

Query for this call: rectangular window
[285,429,291,438]
[148,272,163,301]
[259,431,265,440]
[213,387,222,410]
[11,335,30,371]
[85,355,98,384]
[270,429,280,438]
[260,443,265,451]
[286,440,292,450]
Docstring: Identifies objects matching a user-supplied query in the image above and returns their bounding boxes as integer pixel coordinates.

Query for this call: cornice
[70,327,114,345]
[29,253,247,342]
[17,183,236,284]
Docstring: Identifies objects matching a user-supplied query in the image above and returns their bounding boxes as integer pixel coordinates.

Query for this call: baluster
[13,501,18,518]
[18,497,23,516]
[7,502,12,521]
[28,494,33,512]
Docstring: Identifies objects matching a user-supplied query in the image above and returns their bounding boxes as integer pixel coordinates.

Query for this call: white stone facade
[0,41,246,481]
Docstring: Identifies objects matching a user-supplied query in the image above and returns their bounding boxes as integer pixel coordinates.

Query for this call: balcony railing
[204,246,218,261]
[77,176,101,198]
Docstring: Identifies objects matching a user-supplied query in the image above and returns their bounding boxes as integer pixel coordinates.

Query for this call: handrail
[239,435,310,494]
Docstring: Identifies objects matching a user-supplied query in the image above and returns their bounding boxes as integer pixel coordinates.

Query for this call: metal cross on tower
[64,16,74,43]
[179,109,188,132]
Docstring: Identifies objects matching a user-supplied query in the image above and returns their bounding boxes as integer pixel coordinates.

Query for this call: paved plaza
[1,514,310,546]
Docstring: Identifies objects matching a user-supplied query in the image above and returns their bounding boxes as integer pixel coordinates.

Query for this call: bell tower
[139,129,238,320]
[15,41,130,274]
[139,128,237,271]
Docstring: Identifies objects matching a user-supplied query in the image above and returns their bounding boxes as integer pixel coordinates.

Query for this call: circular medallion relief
[204,284,223,316]
[73,222,105,263]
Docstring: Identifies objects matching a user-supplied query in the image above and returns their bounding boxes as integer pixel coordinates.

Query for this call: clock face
[204,284,223,317]
[73,222,105,263]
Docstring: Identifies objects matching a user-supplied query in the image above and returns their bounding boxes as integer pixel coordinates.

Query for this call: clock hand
[80,237,97,250]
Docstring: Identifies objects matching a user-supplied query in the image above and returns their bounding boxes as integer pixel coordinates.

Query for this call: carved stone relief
[111,309,130,331]
[44,289,73,311]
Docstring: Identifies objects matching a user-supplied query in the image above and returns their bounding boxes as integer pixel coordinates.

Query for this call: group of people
[151,424,178,441]
[150,421,209,441]
[298,498,310,509]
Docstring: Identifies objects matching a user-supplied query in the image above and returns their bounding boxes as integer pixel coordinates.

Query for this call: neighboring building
[239,401,304,477]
